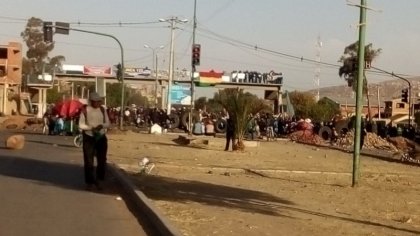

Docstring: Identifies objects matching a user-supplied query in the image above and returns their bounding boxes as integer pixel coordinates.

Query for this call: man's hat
[89,92,103,102]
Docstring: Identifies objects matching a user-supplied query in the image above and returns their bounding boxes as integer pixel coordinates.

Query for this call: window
[0,65,5,76]
[396,103,405,109]
[0,48,7,59]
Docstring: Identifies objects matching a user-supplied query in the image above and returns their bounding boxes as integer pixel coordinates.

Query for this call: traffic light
[192,44,201,66]
[116,63,123,81]
[402,88,409,103]
[43,21,53,43]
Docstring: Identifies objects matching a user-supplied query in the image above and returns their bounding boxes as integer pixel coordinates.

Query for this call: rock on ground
[5,135,25,149]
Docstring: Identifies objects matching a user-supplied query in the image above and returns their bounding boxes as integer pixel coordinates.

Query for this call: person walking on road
[224,117,235,151]
[78,92,110,190]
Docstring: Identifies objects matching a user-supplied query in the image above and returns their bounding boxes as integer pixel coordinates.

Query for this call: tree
[289,91,316,118]
[46,87,64,104]
[195,97,207,110]
[106,83,129,107]
[215,88,269,151]
[21,17,65,79]
[339,42,381,121]
[310,98,340,122]
[126,92,149,107]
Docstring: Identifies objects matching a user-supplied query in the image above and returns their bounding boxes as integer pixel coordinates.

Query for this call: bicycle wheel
[73,134,83,148]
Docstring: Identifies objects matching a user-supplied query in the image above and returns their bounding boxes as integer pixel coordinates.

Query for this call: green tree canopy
[338,42,381,121]
[338,42,381,91]
[215,88,269,150]
[195,97,207,110]
[106,83,129,107]
[289,91,316,119]
[194,96,223,113]
[310,98,340,122]
[21,17,65,78]
[289,92,340,122]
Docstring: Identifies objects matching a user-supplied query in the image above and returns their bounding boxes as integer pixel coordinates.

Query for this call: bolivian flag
[198,70,223,86]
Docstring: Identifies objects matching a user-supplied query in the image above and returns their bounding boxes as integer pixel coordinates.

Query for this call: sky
[1,0,420,96]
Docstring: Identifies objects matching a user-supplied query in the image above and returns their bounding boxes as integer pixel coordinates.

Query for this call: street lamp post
[144,44,164,107]
[159,17,188,115]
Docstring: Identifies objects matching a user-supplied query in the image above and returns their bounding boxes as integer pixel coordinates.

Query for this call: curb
[108,163,182,236]
[291,140,420,167]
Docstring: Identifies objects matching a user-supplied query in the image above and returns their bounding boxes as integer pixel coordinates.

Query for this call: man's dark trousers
[225,133,234,151]
[82,133,108,184]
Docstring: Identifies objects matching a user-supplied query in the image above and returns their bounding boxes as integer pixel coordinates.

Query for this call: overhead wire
[194,24,420,79]
[2,16,418,80]
[200,0,236,23]
[69,20,162,26]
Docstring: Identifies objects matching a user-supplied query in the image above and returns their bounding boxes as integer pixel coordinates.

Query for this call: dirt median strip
[117,162,420,179]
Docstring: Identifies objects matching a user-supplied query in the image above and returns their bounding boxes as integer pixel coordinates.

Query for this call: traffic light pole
[51,25,126,130]
[372,66,412,127]
[189,0,198,135]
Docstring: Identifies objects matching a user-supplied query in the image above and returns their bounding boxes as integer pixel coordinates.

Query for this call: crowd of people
[42,99,419,148]
[231,70,283,84]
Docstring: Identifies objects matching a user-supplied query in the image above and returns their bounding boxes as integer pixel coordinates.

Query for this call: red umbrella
[54,99,83,118]
[68,99,83,117]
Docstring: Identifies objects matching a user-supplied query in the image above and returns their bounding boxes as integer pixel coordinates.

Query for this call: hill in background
[306,77,420,106]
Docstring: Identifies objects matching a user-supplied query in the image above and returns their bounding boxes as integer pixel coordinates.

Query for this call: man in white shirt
[78,92,110,190]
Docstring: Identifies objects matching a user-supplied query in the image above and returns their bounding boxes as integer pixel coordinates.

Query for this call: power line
[69,20,162,26]
[2,16,418,80]
[0,16,28,21]
[192,24,420,78]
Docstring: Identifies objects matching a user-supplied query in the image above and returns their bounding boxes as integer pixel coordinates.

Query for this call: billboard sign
[83,65,112,76]
[61,64,84,74]
[171,84,191,105]
[124,67,152,77]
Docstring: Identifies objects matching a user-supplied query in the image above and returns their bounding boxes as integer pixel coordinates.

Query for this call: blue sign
[171,85,191,105]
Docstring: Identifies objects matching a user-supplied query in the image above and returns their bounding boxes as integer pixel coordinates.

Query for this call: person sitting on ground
[193,120,203,135]
[205,119,215,137]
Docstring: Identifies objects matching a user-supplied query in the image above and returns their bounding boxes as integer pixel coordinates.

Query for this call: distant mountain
[306,77,420,105]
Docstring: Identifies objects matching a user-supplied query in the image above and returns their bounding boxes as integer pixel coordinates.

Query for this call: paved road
[0,131,150,236]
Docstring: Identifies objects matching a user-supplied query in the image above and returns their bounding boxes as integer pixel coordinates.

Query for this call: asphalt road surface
[0,131,151,236]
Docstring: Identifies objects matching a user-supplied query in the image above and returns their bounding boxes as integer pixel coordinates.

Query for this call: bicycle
[73,133,83,148]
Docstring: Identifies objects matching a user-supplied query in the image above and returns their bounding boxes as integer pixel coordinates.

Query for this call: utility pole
[155,53,159,107]
[189,0,198,134]
[144,45,164,107]
[352,0,367,187]
[168,20,175,115]
[377,85,381,119]
[314,35,322,102]
[159,17,188,115]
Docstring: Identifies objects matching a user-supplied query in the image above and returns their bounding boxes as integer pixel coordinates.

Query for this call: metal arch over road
[55,73,282,91]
